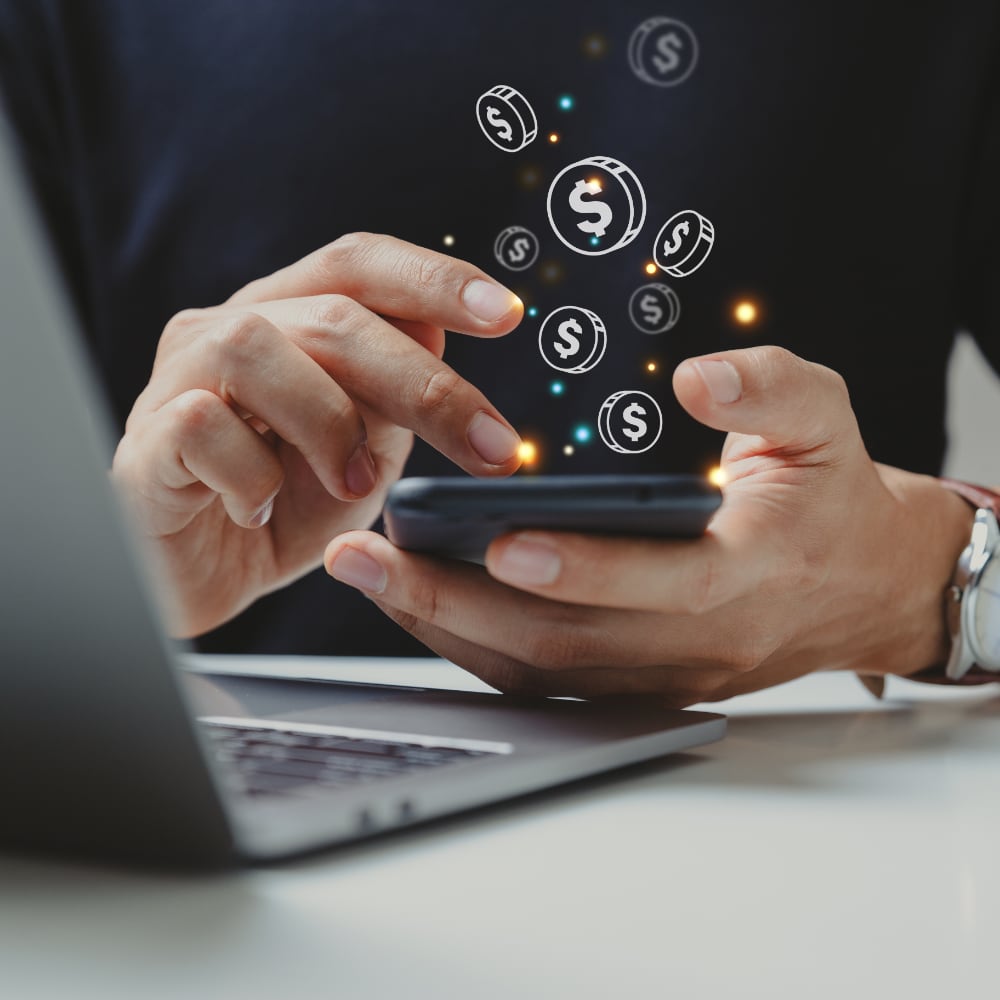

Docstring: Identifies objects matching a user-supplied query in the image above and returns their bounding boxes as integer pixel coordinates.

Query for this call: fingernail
[328,547,387,594]
[493,535,561,586]
[345,442,377,497]
[694,360,742,404]
[468,411,521,465]
[248,496,274,529]
[463,279,519,322]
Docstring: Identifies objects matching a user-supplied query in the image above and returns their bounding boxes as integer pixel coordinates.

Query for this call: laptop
[0,115,725,867]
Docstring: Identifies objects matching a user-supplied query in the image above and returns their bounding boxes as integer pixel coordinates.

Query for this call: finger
[227,232,523,337]
[373,604,733,705]
[388,319,446,359]
[484,527,775,614]
[672,345,861,454]
[116,389,285,531]
[323,532,723,673]
[149,312,375,501]
[247,296,522,475]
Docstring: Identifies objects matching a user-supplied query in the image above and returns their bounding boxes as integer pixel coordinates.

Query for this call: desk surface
[2,657,997,1000]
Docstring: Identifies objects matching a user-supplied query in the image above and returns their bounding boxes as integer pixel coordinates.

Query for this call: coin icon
[476,85,538,153]
[546,156,646,257]
[598,390,664,454]
[538,306,607,375]
[629,283,681,335]
[493,226,540,272]
[628,17,699,88]
[653,210,715,278]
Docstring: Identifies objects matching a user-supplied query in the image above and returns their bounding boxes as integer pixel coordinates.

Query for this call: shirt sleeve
[957,27,1000,373]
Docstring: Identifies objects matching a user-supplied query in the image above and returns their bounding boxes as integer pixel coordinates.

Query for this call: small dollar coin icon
[476,85,538,153]
[628,17,699,87]
[628,283,681,335]
[494,226,540,272]
[653,210,715,278]
[547,156,646,257]
[598,390,664,454]
[538,306,607,374]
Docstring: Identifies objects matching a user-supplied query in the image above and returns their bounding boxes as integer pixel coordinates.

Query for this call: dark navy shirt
[2,2,999,655]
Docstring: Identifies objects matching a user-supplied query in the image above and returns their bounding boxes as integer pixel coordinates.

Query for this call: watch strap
[909,479,1000,686]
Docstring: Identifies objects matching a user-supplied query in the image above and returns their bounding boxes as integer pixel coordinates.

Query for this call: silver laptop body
[0,117,725,867]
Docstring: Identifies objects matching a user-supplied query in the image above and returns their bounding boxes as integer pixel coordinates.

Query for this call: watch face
[971,552,1000,667]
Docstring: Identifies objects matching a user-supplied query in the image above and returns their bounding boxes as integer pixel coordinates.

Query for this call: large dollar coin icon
[494,226,540,272]
[538,306,607,375]
[653,210,715,278]
[598,390,664,454]
[476,85,538,153]
[628,283,681,335]
[546,156,646,256]
[628,17,699,87]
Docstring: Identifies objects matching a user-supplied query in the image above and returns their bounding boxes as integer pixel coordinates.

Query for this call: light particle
[644,261,658,276]
[442,234,455,247]
[563,445,575,456]
[518,440,539,466]
[548,132,561,144]
[646,361,658,373]
[527,306,539,318]
[708,465,727,487]
[550,381,565,396]
[558,94,575,111]
[734,300,759,326]
[573,424,592,444]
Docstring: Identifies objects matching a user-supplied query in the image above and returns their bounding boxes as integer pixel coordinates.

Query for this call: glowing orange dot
[587,178,603,192]
[646,361,658,373]
[548,132,560,144]
[644,262,658,276]
[734,300,759,326]
[518,440,539,466]
[708,465,727,487]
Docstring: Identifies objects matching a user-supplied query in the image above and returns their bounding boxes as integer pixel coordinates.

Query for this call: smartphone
[383,475,722,562]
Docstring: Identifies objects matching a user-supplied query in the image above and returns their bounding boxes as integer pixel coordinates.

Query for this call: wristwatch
[935,479,1000,682]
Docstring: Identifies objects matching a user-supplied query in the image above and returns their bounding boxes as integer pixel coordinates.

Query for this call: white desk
[1,657,997,1000]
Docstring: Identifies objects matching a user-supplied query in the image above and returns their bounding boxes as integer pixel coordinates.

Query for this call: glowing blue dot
[589,236,600,247]
[550,381,565,396]
[573,424,592,444]
[527,306,539,318]
[558,94,575,111]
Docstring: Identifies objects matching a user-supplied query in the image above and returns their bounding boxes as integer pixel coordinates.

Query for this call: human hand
[112,234,523,637]
[324,346,973,705]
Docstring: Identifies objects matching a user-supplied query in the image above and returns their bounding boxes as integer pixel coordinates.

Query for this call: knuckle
[309,293,362,332]
[171,389,224,436]
[403,251,452,294]
[162,307,210,345]
[416,367,464,417]
[211,312,265,364]
[319,231,376,271]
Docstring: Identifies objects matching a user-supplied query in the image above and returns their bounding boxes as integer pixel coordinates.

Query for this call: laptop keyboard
[201,720,500,798]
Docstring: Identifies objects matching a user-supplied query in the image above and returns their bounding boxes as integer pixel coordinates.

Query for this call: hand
[112,233,523,637]
[324,346,973,706]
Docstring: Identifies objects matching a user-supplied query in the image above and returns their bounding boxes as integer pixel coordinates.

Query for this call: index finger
[227,232,523,337]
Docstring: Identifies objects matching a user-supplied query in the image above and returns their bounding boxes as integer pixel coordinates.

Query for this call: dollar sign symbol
[622,403,648,443]
[568,179,614,239]
[554,318,582,360]
[661,220,690,257]
[640,294,663,327]
[486,106,513,142]
[507,237,531,264]
[652,32,683,75]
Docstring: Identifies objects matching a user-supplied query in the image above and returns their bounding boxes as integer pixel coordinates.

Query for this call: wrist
[868,465,974,679]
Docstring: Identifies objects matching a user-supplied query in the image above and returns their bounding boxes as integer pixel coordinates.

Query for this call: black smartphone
[383,475,722,562]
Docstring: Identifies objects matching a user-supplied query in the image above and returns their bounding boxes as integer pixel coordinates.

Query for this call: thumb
[672,345,860,452]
